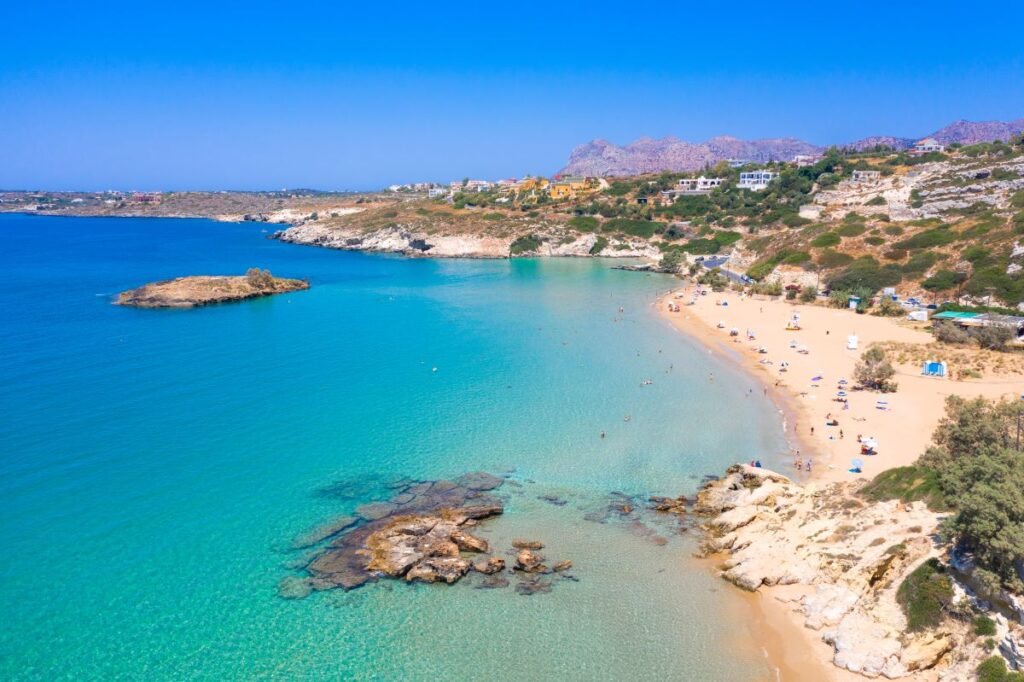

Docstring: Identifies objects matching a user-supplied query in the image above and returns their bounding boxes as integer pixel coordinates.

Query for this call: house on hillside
[851,170,881,183]
[792,154,821,168]
[515,177,549,193]
[910,138,945,155]
[427,188,448,199]
[465,180,492,192]
[737,171,778,191]
[660,176,723,203]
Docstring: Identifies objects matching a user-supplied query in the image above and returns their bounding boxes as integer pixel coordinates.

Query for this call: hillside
[561,118,1024,176]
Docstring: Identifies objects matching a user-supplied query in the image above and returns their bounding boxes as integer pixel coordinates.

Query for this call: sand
[658,287,1022,484]
[656,284,1023,680]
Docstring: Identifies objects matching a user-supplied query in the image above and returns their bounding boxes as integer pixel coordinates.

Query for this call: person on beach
[806,459,812,473]
[810,426,815,436]
[840,430,844,439]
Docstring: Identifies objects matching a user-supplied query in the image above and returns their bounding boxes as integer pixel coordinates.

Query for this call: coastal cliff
[697,465,1014,680]
[271,221,660,260]
[115,270,308,308]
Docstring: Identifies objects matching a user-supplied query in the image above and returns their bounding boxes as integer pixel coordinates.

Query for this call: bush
[855,346,896,391]
[922,269,966,293]
[569,216,599,232]
[799,286,817,303]
[817,249,854,268]
[974,615,997,637]
[603,218,664,239]
[589,236,608,255]
[836,223,867,237]
[682,238,721,255]
[245,267,275,288]
[873,297,903,317]
[971,324,1015,350]
[897,558,954,631]
[895,226,955,250]
[829,257,902,293]
[865,236,886,246]
[860,465,948,510]
[510,234,542,254]
[933,321,972,345]
[977,656,1024,682]
[811,232,841,247]
[660,249,684,273]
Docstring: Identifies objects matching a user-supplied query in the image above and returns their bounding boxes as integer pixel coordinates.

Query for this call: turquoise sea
[0,213,789,680]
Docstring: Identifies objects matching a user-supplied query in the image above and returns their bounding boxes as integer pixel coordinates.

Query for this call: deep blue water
[0,213,787,680]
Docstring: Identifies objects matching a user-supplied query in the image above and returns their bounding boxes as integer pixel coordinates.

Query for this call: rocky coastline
[696,464,1024,680]
[115,271,308,308]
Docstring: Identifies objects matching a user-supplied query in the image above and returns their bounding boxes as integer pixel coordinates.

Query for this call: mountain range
[559,118,1024,176]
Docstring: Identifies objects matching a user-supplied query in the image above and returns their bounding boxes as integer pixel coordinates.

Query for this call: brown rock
[473,556,506,574]
[512,539,544,550]
[553,560,573,572]
[516,549,545,572]
[405,556,471,584]
[451,529,489,553]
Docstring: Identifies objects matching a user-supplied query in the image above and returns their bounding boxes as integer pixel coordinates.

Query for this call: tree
[920,396,1024,594]
[660,249,684,273]
[245,267,275,288]
[971,324,1015,351]
[854,346,896,391]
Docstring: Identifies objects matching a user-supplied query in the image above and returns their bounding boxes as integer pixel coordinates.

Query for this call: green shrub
[865,236,885,246]
[603,218,664,239]
[836,223,867,238]
[897,558,953,631]
[510,234,542,254]
[974,615,997,637]
[714,230,742,246]
[860,466,948,509]
[482,212,504,221]
[895,226,956,249]
[829,257,902,292]
[817,249,854,268]
[569,215,599,232]
[976,655,1024,682]
[866,195,887,206]
[589,236,608,255]
[883,225,905,236]
[782,213,811,228]
[922,269,966,293]
[811,232,842,247]
[902,252,938,275]
[681,238,721,254]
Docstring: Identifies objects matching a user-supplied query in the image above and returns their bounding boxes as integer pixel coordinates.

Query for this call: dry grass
[874,340,1024,379]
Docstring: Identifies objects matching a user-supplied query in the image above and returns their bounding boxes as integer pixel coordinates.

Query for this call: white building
[911,138,945,155]
[737,171,778,191]
[428,188,448,199]
[678,176,723,193]
[851,170,881,183]
[464,180,493,192]
[792,154,821,168]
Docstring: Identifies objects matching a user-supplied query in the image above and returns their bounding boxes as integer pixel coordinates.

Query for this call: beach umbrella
[811,375,823,382]
[837,391,847,397]
[850,458,864,473]
[838,379,848,385]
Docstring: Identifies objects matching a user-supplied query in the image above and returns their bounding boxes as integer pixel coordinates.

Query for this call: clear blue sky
[2,1,1022,191]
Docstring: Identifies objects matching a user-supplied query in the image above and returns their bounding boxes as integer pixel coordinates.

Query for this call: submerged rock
[291,516,358,549]
[455,471,504,491]
[511,539,544,550]
[476,575,510,589]
[473,557,506,574]
[515,549,546,572]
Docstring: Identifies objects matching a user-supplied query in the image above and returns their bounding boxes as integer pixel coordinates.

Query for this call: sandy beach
[657,284,1024,681]
[658,286,1022,484]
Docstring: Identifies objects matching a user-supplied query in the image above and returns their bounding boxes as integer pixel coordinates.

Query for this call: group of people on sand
[793,452,813,473]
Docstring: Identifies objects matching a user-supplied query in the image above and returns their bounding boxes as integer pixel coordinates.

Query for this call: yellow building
[515,177,549,192]
[549,183,573,199]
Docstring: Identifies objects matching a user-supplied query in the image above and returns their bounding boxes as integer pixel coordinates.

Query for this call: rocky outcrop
[698,465,957,678]
[284,472,575,597]
[115,273,308,308]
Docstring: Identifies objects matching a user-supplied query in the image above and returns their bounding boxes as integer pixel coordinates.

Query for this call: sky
[2,1,1023,191]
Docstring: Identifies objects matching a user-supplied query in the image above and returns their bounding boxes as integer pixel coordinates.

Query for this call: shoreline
[654,287,823,479]
[654,283,1023,679]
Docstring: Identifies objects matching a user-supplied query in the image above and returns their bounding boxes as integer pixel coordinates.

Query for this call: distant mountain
[560,118,1024,176]
[928,118,1024,145]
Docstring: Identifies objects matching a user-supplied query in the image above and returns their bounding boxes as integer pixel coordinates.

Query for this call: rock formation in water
[115,270,308,308]
[281,472,576,597]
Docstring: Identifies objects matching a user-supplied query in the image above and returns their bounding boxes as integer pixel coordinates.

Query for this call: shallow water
[0,213,788,680]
